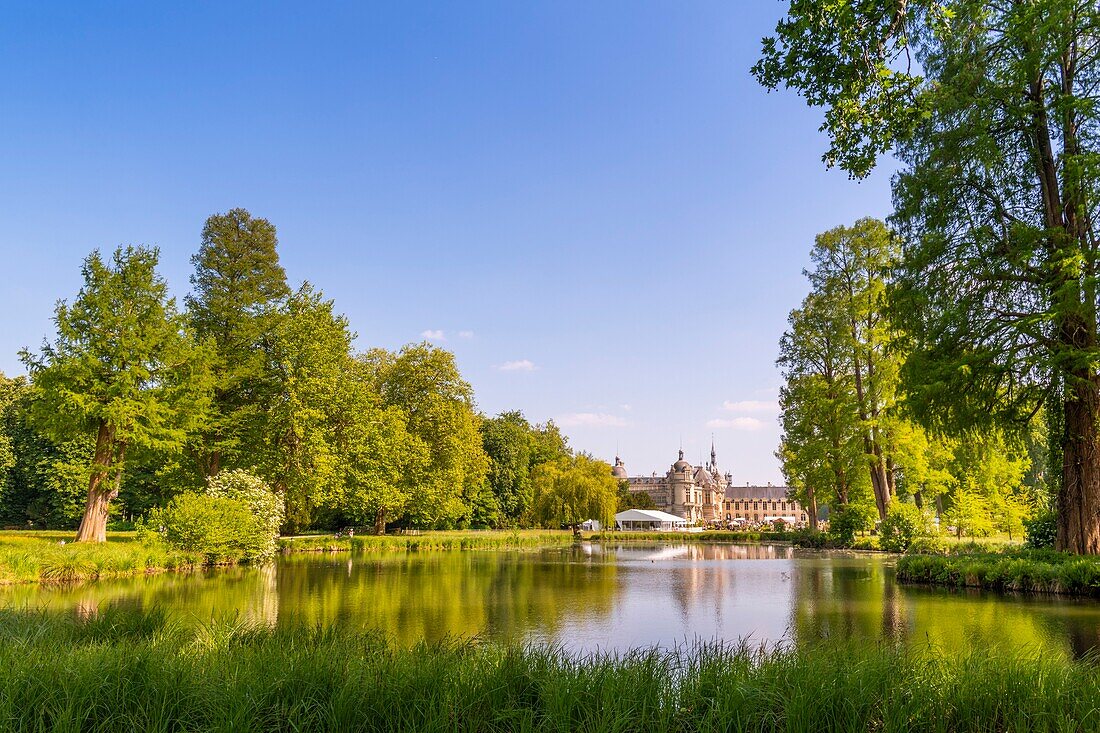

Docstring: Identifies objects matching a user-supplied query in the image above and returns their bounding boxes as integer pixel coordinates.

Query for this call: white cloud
[707,417,765,431]
[722,399,779,413]
[420,329,445,340]
[496,359,537,372]
[620,404,632,412]
[458,330,475,339]
[557,412,629,428]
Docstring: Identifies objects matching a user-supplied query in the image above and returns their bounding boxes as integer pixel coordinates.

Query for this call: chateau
[613,444,729,524]
[613,445,808,527]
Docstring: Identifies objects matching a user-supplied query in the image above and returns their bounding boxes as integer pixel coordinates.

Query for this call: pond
[3,542,1099,657]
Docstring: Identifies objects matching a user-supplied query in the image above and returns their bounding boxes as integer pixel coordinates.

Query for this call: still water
[2,543,1099,656]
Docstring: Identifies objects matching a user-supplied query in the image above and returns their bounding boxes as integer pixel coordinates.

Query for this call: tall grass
[0,535,199,584]
[897,550,1100,596]
[0,607,1095,731]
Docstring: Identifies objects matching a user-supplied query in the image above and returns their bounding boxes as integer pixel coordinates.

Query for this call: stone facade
[722,484,808,526]
[614,445,729,524]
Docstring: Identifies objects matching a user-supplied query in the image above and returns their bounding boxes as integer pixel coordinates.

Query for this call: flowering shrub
[137,469,283,563]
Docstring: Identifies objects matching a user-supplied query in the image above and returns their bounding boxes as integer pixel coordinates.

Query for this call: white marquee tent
[614,509,689,531]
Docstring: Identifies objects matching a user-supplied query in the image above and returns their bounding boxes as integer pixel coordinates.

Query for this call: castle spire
[710,436,717,469]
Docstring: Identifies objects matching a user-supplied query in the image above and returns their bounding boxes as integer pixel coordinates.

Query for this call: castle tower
[669,449,694,521]
[611,456,628,479]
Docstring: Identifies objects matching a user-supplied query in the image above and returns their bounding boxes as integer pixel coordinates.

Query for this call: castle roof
[725,485,792,501]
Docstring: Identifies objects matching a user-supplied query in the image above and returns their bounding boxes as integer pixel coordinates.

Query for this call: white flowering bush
[205,469,284,559]
[137,469,284,563]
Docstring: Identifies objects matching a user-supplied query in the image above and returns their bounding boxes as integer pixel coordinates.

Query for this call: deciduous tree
[21,247,212,542]
[755,0,1100,552]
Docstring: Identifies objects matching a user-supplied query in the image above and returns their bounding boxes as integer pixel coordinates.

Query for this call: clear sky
[0,2,895,483]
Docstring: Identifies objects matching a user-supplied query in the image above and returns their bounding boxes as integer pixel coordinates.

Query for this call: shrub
[907,536,949,555]
[879,502,930,553]
[850,536,881,551]
[1024,511,1057,549]
[828,505,872,546]
[140,493,267,564]
[790,529,828,549]
[205,469,283,558]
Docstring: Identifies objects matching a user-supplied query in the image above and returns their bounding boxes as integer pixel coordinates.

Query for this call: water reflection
[0,543,1098,657]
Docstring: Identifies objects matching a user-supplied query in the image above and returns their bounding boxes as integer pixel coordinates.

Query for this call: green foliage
[531,454,617,530]
[21,246,212,459]
[1025,512,1058,550]
[205,469,283,558]
[140,493,268,564]
[0,609,1099,731]
[880,501,931,553]
[828,504,875,546]
[945,487,994,539]
[478,410,569,526]
[906,536,951,556]
[755,0,1100,552]
[898,551,1100,597]
[0,535,195,583]
[20,246,213,541]
[778,219,900,521]
[616,480,655,512]
[185,208,290,477]
[278,530,577,554]
[365,344,489,529]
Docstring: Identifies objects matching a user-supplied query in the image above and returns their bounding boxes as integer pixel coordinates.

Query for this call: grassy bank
[591,530,797,544]
[278,530,579,554]
[0,608,1096,732]
[897,550,1100,597]
[0,532,199,584]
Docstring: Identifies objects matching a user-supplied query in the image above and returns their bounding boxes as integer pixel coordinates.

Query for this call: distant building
[723,484,808,526]
[613,444,728,524]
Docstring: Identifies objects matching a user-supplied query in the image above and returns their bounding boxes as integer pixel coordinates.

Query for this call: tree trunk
[806,483,818,532]
[1058,372,1100,553]
[75,421,115,543]
[374,508,386,535]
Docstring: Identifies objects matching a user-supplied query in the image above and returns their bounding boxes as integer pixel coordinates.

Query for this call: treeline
[0,209,618,539]
[778,219,1048,541]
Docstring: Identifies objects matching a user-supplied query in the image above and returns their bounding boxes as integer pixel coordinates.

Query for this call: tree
[329,358,428,534]
[0,373,20,493]
[186,209,290,477]
[616,480,655,511]
[777,221,901,523]
[364,343,488,528]
[0,380,92,528]
[809,220,902,520]
[481,411,534,525]
[754,1,1100,552]
[258,284,350,532]
[20,246,212,542]
[778,289,868,528]
[531,454,618,535]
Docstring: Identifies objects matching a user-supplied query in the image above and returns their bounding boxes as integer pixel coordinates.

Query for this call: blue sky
[0,2,894,482]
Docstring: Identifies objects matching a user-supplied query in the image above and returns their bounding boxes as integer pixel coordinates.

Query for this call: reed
[897,551,1100,596]
[0,608,1095,732]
